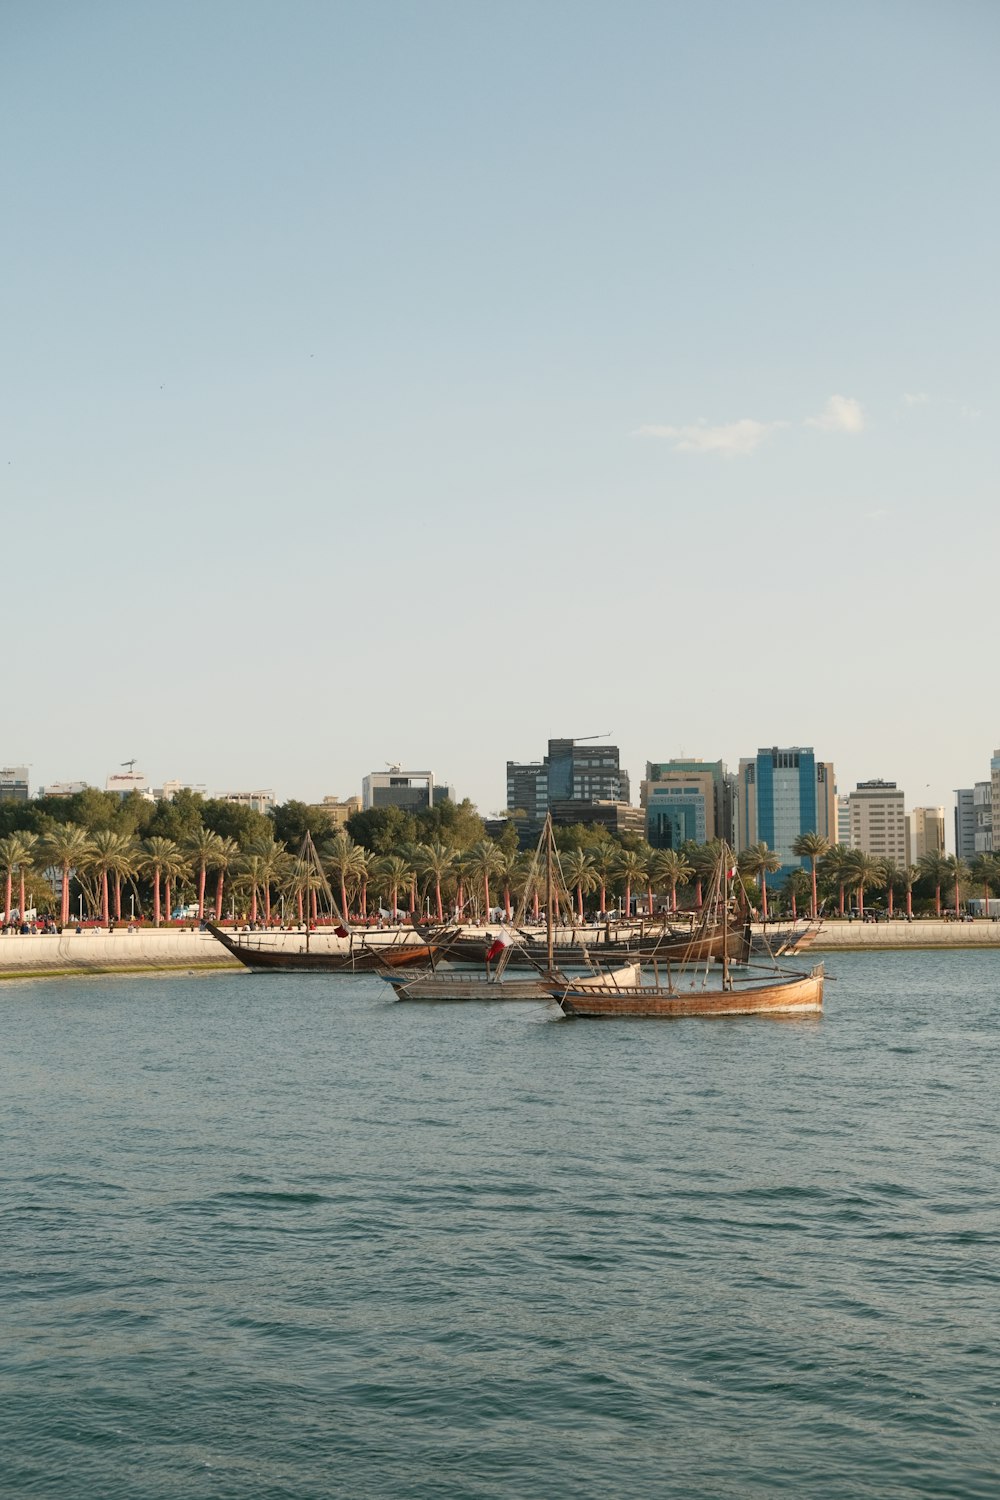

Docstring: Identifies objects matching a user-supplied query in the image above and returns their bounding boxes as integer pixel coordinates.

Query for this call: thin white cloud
[637,418,787,456]
[902,392,930,406]
[805,395,865,433]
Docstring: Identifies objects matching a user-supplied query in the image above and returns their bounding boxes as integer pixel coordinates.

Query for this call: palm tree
[738,842,782,919]
[819,844,853,917]
[42,824,94,928]
[185,828,225,921]
[843,849,885,918]
[0,833,37,925]
[560,849,598,921]
[494,846,518,920]
[614,849,648,920]
[234,851,269,924]
[918,850,951,918]
[414,841,456,922]
[590,839,619,916]
[465,840,505,920]
[141,836,181,926]
[87,828,130,926]
[323,832,367,923]
[782,867,812,919]
[283,856,324,924]
[942,855,969,919]
[211,836,240,921]
[374,854,412,922]
[792,832,830,918]
[685,841,721,910]
[650,848,694,913]
[244,838,287,924]
[899,863,920,918]
[880,858,902,917]
[970,853,1000,917]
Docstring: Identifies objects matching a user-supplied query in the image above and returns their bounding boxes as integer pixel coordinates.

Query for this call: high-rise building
[910,806,946,860]
[955,789,976,862]
[973,780,993,853]
[641,759,736,849]
[505,738,630,846]
[992,749,1000,853]
[362,768,453,812]
[505,761,549,822]
[737,747,836,877]
[0,766,30,802]
[38,780,90,798]
[836,794,851,847]
[848,780,909,865]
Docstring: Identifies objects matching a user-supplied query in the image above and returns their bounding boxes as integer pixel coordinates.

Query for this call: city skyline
[3,5,998,825]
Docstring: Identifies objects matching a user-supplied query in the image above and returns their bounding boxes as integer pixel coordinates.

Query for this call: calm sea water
[1,952,998,1499]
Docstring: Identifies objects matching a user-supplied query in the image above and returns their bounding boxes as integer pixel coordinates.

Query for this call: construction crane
[121,759,137,773]
[566,732,612,742]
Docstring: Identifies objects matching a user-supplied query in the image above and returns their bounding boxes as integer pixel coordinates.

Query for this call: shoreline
[1,918,999,981]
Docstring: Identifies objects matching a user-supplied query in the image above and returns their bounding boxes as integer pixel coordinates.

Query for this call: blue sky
[2,1,998,825]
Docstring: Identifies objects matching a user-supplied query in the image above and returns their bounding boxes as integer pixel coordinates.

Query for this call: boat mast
[545,814,554,976]
[722,845,730,991]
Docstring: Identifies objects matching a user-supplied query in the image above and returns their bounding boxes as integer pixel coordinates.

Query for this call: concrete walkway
[0,929,241,978]
[805,920,1000,951]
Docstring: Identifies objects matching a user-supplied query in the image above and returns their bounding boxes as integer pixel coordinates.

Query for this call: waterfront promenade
[2,918,1000,978]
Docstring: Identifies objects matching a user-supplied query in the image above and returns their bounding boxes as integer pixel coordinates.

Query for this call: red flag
[485,930,512,963]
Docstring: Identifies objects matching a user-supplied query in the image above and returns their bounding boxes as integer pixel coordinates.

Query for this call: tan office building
[911,806,946,860]
[848,780,909,865]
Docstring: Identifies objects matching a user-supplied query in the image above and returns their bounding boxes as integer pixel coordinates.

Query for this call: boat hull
[392,962,642,1003]
[414,924,748,967]
[553,967,824,1018]
[205,923,431,973]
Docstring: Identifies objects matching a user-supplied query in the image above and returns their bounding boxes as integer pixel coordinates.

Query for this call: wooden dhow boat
[389,960,641,1003]
[551,962,824,1018]
[549,848,825,1019]
[205,830,433,973]
[207,922,432,973]
[412,921,748,967]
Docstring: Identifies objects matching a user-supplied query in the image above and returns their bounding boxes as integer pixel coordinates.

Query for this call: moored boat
[390,961,641,1003]
[550,962,824,1018]
[206,922,432,973]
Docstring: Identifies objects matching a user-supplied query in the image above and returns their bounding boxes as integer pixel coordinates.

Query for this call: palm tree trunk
[215,870,225,922]
[435,877,443,922]
[391,883,398,922]
[311,889,318,923]
[101,871,109,926]
[361,878,368,920]
[858,883,865,918]
[504,883,512,920]
[671,879,678,913]
[838,881,845,917]
[61,863,70,927]
[624,881,631,917]
[197,865,207,920]
[165,878,172,922]
[906,887,913,917]
[483,875,491,916]
[695,878,703,909]
[153,869,161,927]
[340,877,349,923]
[599,878,607,915]
[791,890,797,919]
[576,882,584,919]
[297,889,303,922]
[3,872,11,924]
[934,884,941,917]
[887,884,894,916]
[810,861,818,918]
[264,884,272,923]
[533,890,539,922]
[954,876,961,917]
[21,871,27,922]
[760,871,768,920]
[250,886,258,923]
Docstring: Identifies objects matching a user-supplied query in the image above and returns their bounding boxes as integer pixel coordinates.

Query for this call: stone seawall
[806,920,1000,951]
[0,929,241,978]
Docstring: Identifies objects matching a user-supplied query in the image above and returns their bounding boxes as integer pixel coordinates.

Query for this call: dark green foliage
[346,805,420,853]
[272,800,336,848]
[414,798,486,851]
[200,798,274,847]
